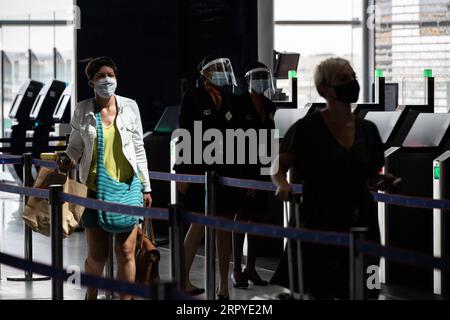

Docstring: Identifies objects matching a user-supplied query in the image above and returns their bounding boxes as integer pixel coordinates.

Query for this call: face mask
[334,79,360,104]
[210,71,230,87]
[94,77,117,99]
[251,79,270,95]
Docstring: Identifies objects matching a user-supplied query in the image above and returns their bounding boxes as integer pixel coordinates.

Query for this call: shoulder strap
[141,218,155,242]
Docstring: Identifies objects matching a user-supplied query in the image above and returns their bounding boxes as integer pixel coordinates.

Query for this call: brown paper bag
[23,167,88,238]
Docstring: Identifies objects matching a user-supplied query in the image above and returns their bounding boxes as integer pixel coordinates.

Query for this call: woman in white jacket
[59,57,152,300]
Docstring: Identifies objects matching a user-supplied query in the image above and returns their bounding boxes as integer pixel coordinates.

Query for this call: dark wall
[179,0,259,93]
[76,0,179,132]
[77,0,258,132]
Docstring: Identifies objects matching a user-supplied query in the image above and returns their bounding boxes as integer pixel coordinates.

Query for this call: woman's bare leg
[85,228,109,300]
[217,229,232,298]
[183,223,205,291]
[114,227,138,300]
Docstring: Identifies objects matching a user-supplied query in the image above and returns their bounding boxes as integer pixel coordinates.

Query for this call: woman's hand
[143,193,153,208]
[247,189,256,198]
[275,181,293,202]
[177,182,189,194]
[368,173,402,192]
[57,158,76,173]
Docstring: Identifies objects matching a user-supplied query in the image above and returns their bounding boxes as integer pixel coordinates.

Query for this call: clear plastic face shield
[200,58,237,88]
[245,67,275,98]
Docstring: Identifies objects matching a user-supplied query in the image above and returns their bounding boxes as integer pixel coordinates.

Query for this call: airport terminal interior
[0,0,450,302]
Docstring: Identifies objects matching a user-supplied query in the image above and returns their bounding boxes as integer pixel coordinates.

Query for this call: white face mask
[94,77,117,99]
[250,79,270,95]
[210,71,230,87]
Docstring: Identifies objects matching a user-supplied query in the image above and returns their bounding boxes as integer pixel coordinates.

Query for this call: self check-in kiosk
[382,113,450,292]
[351,71,387,117]
[7,80,44,181]
[50,84,72,143]
[364,111,403,149]
[52,84,71,124]
[28,80,67,159]
[433,150,450,295]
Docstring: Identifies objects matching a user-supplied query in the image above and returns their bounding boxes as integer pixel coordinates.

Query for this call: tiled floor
[0,187,447,300]
[0,190,290,300]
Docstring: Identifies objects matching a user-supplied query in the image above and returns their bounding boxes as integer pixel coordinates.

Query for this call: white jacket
[66,95,151,192]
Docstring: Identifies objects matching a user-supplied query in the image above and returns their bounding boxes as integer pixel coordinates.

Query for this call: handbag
[95,112,143,233]
[23,166,88,238]
[135,218,160,285]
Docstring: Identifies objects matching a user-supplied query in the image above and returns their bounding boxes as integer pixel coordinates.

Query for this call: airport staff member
[231,62,276,289]
[271,57,384,299]
[59,56,152,300]
[175,55,238,300]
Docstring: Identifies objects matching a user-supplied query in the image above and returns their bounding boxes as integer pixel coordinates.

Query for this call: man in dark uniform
[231,62,277,288]
[174,55,238,300]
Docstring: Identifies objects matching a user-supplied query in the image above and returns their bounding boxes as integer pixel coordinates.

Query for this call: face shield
[201,58,237,88]
[245,67,275,98]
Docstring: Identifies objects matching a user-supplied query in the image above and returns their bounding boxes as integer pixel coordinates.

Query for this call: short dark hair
[245,61,268,74]
[85,56,118,81]
[198,54,224,72]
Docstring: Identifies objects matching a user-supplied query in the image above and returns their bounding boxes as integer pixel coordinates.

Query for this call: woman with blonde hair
[271,57,385,299]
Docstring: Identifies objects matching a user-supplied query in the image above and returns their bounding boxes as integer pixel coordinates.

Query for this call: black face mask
[334,79,360,104]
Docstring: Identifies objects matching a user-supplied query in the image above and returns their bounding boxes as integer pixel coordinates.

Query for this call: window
[375,0,450,112]
[0,0,74,136]
[274,0,364,108]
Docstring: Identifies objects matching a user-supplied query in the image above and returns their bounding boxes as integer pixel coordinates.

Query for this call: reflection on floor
[0,191,289,300]
[1,191,447,300]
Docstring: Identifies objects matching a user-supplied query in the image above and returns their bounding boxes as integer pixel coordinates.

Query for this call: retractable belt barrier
[0,251,189,300]
[1,154,450,300]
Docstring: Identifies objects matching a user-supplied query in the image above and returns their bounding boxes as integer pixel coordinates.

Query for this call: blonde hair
[314,57,352,97]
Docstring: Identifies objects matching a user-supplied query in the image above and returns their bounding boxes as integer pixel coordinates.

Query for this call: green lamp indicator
[423,69,433,78]
[288,70,297,79]
[375,69,384,78]
[434,165,440,180]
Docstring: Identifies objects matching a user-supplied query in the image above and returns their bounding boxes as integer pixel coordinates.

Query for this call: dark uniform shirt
[271,111,384,299]
[175,86,238,176]
[174,86,238,215]
[280,111,384,232]
[234,93,276,180]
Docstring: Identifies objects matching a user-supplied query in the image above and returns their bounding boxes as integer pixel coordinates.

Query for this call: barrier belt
[60,193,169,221]
[372,192,450,211]
[32,158,58,169]
[357,240,450,272]
[0,158,21,165]
[0,251,156,299]
[149,171,205,184]
[184,211,350,247]
[0,183,49,199]
[0,136,67,143]
[0,154,22,159]
[218,176,303,193]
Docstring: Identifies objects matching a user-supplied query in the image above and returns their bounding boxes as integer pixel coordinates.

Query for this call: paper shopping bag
[23,167,88,238]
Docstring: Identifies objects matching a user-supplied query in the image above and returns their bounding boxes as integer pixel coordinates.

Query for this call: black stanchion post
[152,282,176,300]
[169,203,185,289]
[350,227,368,300]
[105,234,114,300]
[293,198,304,299]
[205,170,217,300]
[49,184,64,300]
[23,153,33,280]
[7,153,50,282]
[283,201,295,299]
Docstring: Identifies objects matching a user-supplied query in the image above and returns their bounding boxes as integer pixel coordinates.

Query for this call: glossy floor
[0,190,445,300]
[0,191,290,300]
